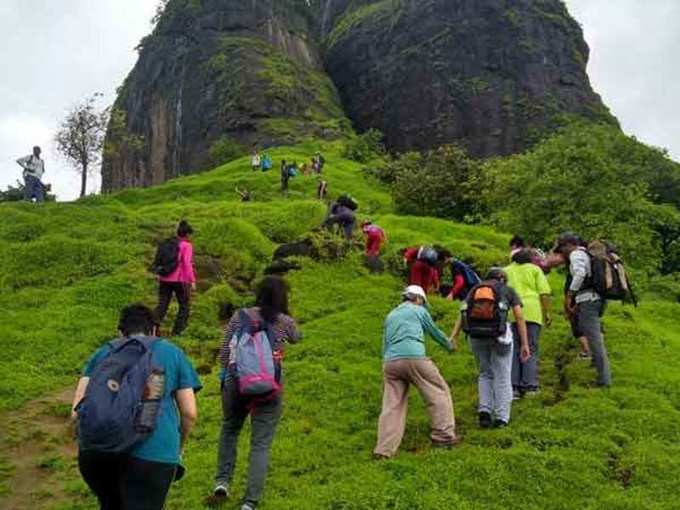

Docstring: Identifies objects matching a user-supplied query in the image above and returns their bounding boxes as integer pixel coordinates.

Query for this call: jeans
[374,358,456,457]
[78,451,176,510]
[23,175,45,202]
[469,337,514,423]
[215,379,282,507]
[155,281,191,335]
[511,322,542,390]
[577,300,611,386]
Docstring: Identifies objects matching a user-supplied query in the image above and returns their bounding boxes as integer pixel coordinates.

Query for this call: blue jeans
[511,322,542,390]
[23,175,45,202]
[470,337,514,423]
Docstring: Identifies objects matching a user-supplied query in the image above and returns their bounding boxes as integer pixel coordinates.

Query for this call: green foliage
[391,145,479,221]
[342,129,385,163]
[208,137,245,166]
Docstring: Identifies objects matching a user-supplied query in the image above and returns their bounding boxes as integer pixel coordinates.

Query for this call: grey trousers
[577,300,611,386]
[470,337,514,423]
[511,322,542,390]
[215,380,282,506]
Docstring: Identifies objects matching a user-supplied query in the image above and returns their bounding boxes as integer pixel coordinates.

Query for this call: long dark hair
[255,276,290,323]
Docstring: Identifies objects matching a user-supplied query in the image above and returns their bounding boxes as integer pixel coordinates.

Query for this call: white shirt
[17,154,45,179]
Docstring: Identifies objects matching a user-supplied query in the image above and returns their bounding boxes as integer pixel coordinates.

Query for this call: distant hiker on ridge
[374,285,459,459]
[16,145,46,202]
[151,221,196,336]
[251,150,260,172]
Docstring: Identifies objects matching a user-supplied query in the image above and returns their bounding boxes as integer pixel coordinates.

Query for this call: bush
[391,145,479,221]
[342,129,384,163]
[209,137,246,166]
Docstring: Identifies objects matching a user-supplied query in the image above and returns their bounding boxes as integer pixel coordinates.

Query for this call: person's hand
[544,314,552,327]
[446,293,454,301]
[450,339,458,352]
[520,344,531,363]
[191,282,197,292]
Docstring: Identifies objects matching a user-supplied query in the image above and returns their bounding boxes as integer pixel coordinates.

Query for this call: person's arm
[419,309,453,352]
[513,305,531,363]
[280,315,302,344]
[71,377,90,420]
[568,251,587,294]
[449,316,463,350]
[541,295,552,326]
[16,155,30,168]
[448,274,465,300]
[218,312,241,368]
[536,270,552,326]
[175,388,198,449]
[182,242,196,288]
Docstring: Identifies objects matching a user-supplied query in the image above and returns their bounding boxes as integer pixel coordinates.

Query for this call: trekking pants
[23,175,45,202]
[577,300,611,386]
[511,322,542,390]
[374,358,456,458]
[215,379,282,507]
[470,337,513,423]
[78,451,175,510]
[155,281,191,335]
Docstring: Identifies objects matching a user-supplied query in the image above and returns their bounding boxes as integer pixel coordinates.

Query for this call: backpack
[261,154,273,171]
[461,282,509,338]
[150,238,180,276]
[452,260,481,292]
[288,166,298,177]
[587,241,637,305]
[77,337,162,453]
[337,194,358,211]
[228,310,281,398]
[417,246,439,267]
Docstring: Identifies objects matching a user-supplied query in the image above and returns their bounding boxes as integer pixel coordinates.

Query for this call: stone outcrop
[102,0,615,191]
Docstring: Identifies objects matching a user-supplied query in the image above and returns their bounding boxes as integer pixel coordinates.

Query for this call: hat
[402,285,427,303]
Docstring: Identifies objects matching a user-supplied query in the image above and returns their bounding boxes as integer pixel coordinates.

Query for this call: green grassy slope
[1,143,680,509]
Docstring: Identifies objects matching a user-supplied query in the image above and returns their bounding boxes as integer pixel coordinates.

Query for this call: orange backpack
[462,283,509,338]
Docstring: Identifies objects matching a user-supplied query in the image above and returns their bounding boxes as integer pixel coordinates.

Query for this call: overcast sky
[1,0,678,201]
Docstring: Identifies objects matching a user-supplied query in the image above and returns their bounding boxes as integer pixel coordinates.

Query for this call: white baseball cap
[402,285,428,303]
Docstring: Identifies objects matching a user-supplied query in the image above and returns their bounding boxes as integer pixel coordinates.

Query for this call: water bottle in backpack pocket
[77,337,164,453]
[228,310,281,398]
[461,283,509,339]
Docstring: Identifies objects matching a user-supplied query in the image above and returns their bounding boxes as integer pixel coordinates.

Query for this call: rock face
[102,0,615,191]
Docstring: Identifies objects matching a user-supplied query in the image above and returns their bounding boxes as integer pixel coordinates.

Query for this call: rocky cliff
[102,0,615,191]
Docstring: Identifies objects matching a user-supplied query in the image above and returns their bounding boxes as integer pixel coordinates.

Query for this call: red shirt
[409,260,440,293]
[363,225,385,256]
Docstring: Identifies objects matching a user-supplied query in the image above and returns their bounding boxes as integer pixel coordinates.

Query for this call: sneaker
[204,485,229,507]
[577,351,591,361]
[373,453,390,461]
[431,436,461,449]
[213,485,229,498]
[493,419,508,429]
[241,504,256,510]
[478,411,492,429]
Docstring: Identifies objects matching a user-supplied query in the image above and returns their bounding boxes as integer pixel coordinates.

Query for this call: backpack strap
[108,336,159,353]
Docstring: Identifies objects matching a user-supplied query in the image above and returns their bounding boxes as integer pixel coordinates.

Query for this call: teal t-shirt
[83,337,202,464]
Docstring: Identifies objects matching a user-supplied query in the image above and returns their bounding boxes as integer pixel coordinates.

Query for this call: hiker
[362,220,386,257]
[505,249,552,398]
[509,235,552,274]
[251,151,260,172]
[260,153,273,172]
[316,152,326,173]
[554,233,611,386]
[374,285,459,459]
[212,276,301,510]
[324,196,356,240]
[403,246,441,294]
[451,268,530,428]
[153,220,196,336]
[71,304,201,510]
[317,177,328,200]
[16,145,46,202]
[236,187,252,202]
[442,259,481,301]
[280,160,289,193]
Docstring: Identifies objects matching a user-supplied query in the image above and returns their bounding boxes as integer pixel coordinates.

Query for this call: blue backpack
[77,337,162,453]
[261,154,273,171]
[453,260,481,293]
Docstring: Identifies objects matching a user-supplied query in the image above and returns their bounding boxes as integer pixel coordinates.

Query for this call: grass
[1,142,680,509]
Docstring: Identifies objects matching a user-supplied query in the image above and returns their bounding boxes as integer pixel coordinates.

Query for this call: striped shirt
[219,307,301,369]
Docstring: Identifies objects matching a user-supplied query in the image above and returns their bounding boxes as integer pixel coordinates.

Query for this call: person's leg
[469,338,494,415]
[154,281,173,324]
[510,323,522,392]
[243,396,283,507]
[23,175,35,201]
[215,379,249,487]
[374,360,410,457]
[172,282,191,335]
[522,323,541,391]
[578,301,611,387]
[33,179,45,202]
[122,456,176,510]
[78,451,123,510]
[408,359,457,444]
[490,342,514,424]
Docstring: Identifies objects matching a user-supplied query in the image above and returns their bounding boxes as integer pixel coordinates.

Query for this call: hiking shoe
[478,411,492,429]
[213,485,229,498]
[241,503,256,510]
[432,436,461,449]
[373,453,390,461]
[493,419,509,429]
[204,485,229,508]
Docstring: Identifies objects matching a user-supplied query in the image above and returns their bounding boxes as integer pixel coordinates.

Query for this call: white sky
[0,0,678,201]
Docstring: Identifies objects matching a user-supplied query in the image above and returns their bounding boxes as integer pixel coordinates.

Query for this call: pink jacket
[159,238,196,283]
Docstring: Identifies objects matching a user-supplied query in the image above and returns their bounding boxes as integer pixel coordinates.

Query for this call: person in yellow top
[505,248,552,398]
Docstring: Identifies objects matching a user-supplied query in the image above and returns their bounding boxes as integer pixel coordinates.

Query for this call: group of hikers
[69,210,632,509]
[15,145,48,202]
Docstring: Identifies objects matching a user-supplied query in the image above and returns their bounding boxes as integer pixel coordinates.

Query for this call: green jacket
[382,302,452,361]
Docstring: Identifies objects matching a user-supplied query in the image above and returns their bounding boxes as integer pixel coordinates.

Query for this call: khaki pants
[374,358,456,457]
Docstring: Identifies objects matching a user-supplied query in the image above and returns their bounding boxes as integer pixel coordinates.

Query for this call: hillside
[2,143,680,510]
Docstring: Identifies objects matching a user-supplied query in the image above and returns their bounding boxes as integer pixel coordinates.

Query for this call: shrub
[342,129,384,163]
[209,137,246,166]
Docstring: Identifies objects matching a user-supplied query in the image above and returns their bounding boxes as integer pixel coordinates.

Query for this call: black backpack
[461,282,509,338]
[587,241,637,305]
[337,194,358,211]
[150,238,180,276]
[417,246,439,267]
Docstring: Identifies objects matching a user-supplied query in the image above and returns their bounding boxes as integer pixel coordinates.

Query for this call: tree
[55,93,108,198]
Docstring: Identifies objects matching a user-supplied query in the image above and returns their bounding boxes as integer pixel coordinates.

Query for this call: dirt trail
[0,389,77,510]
